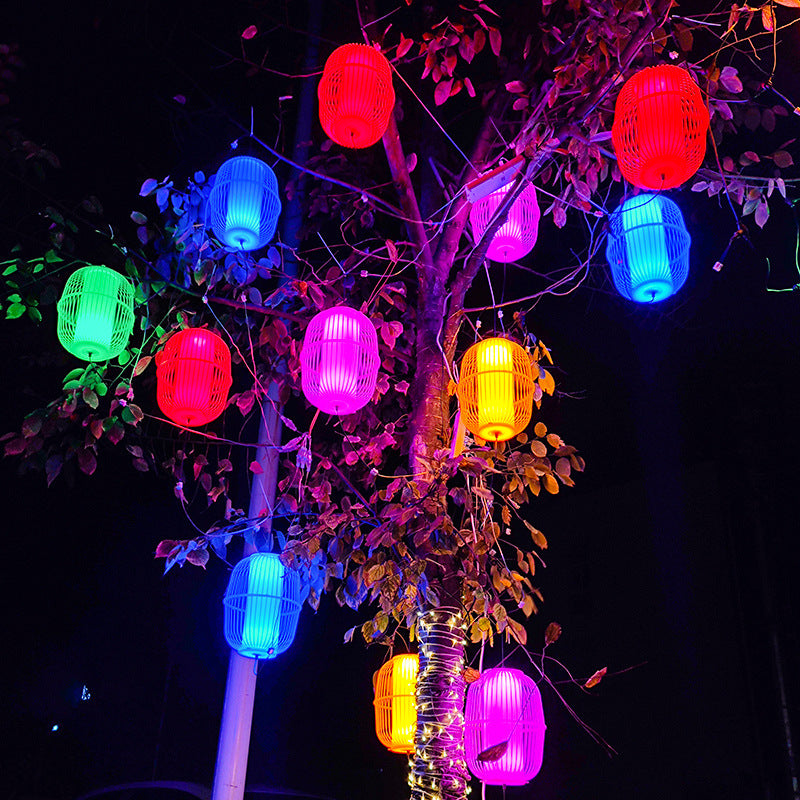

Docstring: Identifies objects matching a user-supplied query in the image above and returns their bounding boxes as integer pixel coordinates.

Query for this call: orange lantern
[612,64,709,190]
[156,328,232,427]
[456,338,534,442]
[318,44,395,149]
[374,654,418,754]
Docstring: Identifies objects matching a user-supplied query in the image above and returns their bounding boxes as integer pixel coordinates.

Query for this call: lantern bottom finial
[223,227,261,251]
[478,422,516,442]
[71,340,114,362]
[486,234,531,263]
[631,278,674,303]
[638,157,686,191]
[329,116,380,149]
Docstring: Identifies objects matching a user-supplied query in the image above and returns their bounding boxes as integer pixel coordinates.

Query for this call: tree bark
[409,607,469,800]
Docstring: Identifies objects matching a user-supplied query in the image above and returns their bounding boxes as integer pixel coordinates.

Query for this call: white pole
[211,385,283,800]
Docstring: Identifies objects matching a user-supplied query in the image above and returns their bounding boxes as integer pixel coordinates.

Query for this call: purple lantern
[465,667,546,785]
[469,181,540,263]
[300,306,380,415]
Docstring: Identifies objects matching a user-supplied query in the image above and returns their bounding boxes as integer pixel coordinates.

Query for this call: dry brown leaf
[545,621,562,645]
[584,666,607,689]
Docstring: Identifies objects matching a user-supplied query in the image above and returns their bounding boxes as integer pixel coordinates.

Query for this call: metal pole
[211,383,283,800]
[210,4,322,795]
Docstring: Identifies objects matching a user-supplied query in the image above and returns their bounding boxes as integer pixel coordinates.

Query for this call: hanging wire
[389,63,477,172]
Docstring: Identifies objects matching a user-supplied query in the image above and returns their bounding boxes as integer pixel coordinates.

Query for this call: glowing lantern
[300,306,379,415]
[207,155,281,250]
[606,194,691,303]
[56,266,134,361]
[465,668,546,785]
[156,328,232,427]
[456,338,534,442]
[469,181,540,263]
[318,44,395,149]
[612,64,709,190]
[223,552,302,659]
[374,654,419,754]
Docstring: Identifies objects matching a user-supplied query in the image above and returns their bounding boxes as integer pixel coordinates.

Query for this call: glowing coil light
[469,181,540,263]
[612,64,709,190]
[56,266,134,361]
[207,155,281,251]
[223,552,302,659]
[156,328,232,427]
[300,306,380,415]
[456,337,534,442]
[374,654,419,754]
[606,194,691,303]
[318,44,395,149]
[465,667,546,785]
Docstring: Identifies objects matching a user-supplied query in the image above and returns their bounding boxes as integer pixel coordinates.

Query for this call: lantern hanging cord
[248,134,403,218]
[389,63,477,172]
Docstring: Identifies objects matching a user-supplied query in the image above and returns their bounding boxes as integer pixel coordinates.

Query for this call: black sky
[2,2,800,799]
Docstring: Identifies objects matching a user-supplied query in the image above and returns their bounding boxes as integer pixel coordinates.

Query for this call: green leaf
[6,303,26,319]
[27,306,42,323]
[1,263,17,276]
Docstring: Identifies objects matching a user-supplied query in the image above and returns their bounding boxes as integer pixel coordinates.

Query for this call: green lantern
[57,266,135,361]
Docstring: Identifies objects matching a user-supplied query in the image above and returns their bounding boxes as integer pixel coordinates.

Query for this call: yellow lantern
[456,337,534,442]
[374,653,418,754]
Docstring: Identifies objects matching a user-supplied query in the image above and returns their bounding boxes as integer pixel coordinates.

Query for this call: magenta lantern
[300,306,380,415]
[469,181,540,263]
[465,667,546,785]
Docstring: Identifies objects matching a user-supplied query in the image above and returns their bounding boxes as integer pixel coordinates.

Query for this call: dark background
[2,2,799,799]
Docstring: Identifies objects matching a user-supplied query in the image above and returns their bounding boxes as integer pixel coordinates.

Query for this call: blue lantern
[207,155,281,251]
[606,194,690,303]
[223,553,302,659]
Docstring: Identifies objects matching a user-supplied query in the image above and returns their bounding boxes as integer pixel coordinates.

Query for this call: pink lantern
[300,306,380,415]
[465,667,546,785]
[469,181,540,263]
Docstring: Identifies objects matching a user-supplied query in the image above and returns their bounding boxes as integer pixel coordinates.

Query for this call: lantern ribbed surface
[606,194,691,303]
[469,181,540,263]
[374,653,419,754]
[56,266,134,362]
[156,328,232,427]
[318,44,395,149]
[207,155,281,250]
[612,64,709,190]
[465,668,546,786]
[223,553,302,660]
[456,338,534,442]
[301,306,380,415]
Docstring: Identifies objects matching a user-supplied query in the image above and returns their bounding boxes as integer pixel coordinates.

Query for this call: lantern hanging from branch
[456,338,534,442]
[318,44,395,149]
[56,266,134,361]
[606,194,691,303]
[465,667,546,786]
[223,552,302,660]
[469,181,540,263]
[156,328,232,427]
[374,653,419,754]
[207,154,281,251]
[612,64,709,190]
[301,306,379,415]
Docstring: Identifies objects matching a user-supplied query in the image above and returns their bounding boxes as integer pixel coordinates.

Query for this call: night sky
[2,2,800,799]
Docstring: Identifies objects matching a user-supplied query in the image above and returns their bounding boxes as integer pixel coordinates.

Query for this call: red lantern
[156,328,232,427]
[612,65,708,190]
[318,44,395,149]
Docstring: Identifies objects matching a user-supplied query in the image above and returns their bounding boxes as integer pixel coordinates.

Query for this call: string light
[408,608,471,800]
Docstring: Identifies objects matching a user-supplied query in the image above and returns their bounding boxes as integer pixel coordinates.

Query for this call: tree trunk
[410,607,469,800]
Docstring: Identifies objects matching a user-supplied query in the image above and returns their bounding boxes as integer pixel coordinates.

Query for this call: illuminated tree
[3,2,800,799]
